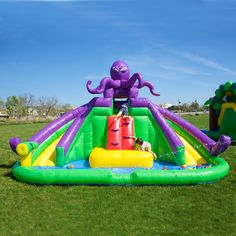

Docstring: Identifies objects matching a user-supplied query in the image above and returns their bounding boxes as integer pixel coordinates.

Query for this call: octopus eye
[112,66,119,72]
[120,66,127,72]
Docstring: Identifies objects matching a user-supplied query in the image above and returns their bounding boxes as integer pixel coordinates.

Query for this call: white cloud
[162,47,236,76]
[179,52,236,75]
[123,53,210,77]
[156,63,211,76]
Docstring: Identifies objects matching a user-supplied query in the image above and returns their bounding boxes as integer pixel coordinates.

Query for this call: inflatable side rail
[9,97,112,167]
[29,104,88,145]
[158,106,231,156]
[9,103,89,157]
[9,102,88,154]
[130,98,185,166]
[56,106,91,166]
[148,103,185,166]
[56,98,112,166]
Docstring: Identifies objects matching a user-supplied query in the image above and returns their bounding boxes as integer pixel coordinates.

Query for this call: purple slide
[130,97,231,157]
[158,105,231,156]
[9,97,112,155]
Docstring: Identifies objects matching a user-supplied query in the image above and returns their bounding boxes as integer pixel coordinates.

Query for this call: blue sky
[0,0,236,106]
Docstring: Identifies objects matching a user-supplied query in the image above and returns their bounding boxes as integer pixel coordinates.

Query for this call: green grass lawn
[0,116,236,235]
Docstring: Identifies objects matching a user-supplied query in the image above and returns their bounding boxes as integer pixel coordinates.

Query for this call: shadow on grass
[3,170,14,179]
[0,162,16,180]
[0,162,16,169]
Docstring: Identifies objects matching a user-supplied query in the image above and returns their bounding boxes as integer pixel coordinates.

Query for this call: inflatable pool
[9,61,231,185]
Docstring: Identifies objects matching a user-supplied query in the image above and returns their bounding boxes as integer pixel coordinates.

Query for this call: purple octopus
[86,60,160,98]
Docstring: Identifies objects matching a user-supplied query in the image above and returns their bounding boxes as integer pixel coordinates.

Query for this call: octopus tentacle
[86,77,111,94]
[136,75,160,96]
[124,73,160,96]
[122,73,141,88]
[139,80,160,96]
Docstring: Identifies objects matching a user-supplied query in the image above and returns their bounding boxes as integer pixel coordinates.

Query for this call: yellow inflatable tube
[89,148,154,168]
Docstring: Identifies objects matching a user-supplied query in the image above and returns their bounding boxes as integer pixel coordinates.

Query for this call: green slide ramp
[64,107,113,164]
[130,107,175,163]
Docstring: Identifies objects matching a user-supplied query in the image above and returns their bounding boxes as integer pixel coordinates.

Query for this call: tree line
[0,94,73,118]
[168,100,206,112]
[0,95,206,119]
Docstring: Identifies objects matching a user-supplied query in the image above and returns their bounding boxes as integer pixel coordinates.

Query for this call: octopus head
[110,60,130,81]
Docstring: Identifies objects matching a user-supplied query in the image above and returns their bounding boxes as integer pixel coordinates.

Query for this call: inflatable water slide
[9,61,231,185]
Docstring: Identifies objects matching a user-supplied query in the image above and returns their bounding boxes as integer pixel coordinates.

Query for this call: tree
[190,99,200,111]
[181,103,190,112]
[18,93,35,116]
[5,96,20,117]
[37,96,59,117]
[0,98,4,111]
[61,103,73,113]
